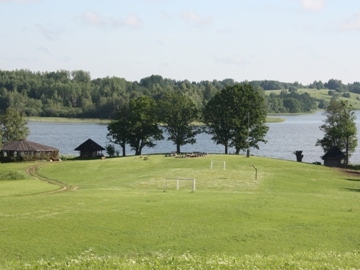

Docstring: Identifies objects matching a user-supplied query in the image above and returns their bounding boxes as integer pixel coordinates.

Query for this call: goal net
[210,160,226,170]
[164,178,196,192]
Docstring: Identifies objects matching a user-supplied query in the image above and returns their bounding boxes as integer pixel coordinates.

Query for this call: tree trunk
[176,144,181,154]
[295,150,303,162]
[345,137,349,166]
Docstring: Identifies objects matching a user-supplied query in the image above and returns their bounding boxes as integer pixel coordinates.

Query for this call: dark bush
[0,170,26,180]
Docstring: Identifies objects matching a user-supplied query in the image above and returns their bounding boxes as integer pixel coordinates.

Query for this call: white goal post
[210,160,226,170]
[164,178,196,192]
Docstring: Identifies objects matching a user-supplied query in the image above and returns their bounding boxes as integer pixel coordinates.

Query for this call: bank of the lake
[27,111,360,164]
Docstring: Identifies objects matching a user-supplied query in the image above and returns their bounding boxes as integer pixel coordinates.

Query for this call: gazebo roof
[322,147,345,160]
[1,139,59,152]
[74,138,105,152]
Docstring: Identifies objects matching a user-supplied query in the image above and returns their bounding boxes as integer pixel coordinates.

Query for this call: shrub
[105,144,116,157]
[0,170,26,181]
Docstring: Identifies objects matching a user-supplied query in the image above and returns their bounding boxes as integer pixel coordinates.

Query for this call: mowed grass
[1,155,360,268]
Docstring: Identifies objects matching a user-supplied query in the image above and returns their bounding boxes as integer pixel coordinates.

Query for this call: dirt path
[26,164,78,194]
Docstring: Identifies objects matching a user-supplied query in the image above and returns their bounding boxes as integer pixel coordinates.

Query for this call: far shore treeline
[1,69,358,119]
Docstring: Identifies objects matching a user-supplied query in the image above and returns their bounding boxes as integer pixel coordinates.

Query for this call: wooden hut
[74,138,105,158]
[322,147,346,167]
[1,139,59,162]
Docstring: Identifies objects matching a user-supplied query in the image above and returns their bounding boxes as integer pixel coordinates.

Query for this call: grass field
[1,155,360,269]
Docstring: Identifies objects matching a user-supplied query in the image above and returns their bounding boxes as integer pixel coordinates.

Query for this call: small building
[322,147,346,167]
[74,138,105,158]
[1,139,59,162]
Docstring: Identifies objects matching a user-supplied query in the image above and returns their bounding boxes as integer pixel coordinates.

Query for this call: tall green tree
[0,108,30,146]
[107,97,163,156]
[203,84,268,155]
[158,93,201,154]
[107,105,131,156]
[128,96,163,155]
[316,100,357,165]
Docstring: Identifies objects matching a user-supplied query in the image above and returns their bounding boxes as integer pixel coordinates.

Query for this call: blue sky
[0,0,359,84]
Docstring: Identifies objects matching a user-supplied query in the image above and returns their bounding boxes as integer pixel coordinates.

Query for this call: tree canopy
[0,108,30,147]
[158,93,201,154]
[108,96,164,156]
[316,100,357,165]
[107,105,131,157]
[203,84,268,155]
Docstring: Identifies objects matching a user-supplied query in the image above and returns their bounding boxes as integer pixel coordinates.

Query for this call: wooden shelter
[74,138,105,158]
[322,147,346,167]
[1,139,59,162]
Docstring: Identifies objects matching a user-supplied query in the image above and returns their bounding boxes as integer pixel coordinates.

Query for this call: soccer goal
[210,160,226,170]
[164,178,196,192]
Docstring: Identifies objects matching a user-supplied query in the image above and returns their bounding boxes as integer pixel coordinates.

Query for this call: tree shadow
[343,178,360,182]
[343,188,360,193]
[338,169,360,192]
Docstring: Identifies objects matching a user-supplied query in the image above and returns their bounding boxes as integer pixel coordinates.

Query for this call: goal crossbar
[164,178,196,192]
[210,160,226,170]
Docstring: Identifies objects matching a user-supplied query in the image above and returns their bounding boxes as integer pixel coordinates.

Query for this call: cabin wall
[324,159,341,167]
[80,151,98,158]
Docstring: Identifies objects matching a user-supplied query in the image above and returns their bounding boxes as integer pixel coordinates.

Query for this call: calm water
[27,111,360,164]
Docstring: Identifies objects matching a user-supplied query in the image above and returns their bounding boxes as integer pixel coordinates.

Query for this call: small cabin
[74,138,105,158]
[322,147,346,167]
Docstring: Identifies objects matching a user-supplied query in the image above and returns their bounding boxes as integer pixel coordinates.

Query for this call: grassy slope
[0,155,359,267]
[266,88,360,110]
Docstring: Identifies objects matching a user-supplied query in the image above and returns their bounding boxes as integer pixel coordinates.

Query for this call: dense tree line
[0,69,341,119]
[308,78,360,94]
[267,91,317,113]
[108,84,268,155]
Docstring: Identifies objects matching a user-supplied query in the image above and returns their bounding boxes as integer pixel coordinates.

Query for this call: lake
[27,111,360,164]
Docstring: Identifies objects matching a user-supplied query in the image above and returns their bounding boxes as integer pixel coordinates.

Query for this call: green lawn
[1,155,360,269]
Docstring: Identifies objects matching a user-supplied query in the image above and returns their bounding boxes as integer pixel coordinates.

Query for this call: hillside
[0,155,359,268]
[266,88,360,110]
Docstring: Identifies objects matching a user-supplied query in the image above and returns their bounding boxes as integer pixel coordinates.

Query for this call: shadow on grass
[344,178,360,182]
[344,188,360,193]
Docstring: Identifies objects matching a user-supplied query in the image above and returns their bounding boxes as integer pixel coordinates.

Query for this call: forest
[0,69,357,119]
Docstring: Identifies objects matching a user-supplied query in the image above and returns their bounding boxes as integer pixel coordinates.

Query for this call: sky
[0,0,359,84]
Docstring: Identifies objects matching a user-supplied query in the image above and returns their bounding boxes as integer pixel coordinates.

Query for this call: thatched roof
[322,147,345,160]
[74,138,105,152]
[1,139,59,152]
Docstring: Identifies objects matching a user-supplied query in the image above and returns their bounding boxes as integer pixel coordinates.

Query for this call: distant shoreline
[26,116,285,124]
[26,117,110,124]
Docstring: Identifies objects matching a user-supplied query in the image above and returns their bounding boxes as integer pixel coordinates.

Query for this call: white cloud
[74,11,142,30]
[74,11,107,28]
[339,12,360,31]
[180,12,213,27]
[36,24,63,41]
[111,15,143,29]
[301,0,326,11]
